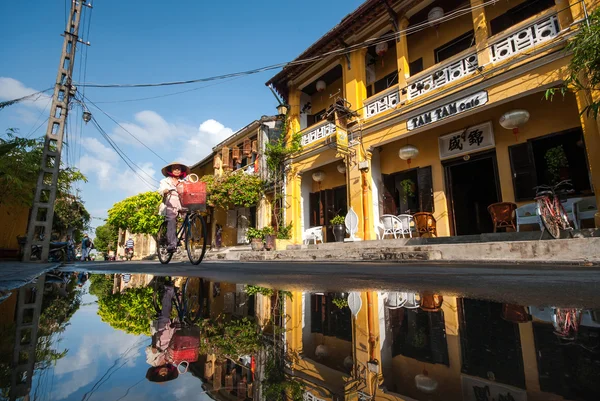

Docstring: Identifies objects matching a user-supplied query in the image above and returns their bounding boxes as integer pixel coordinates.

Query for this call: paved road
[61,260,600,308]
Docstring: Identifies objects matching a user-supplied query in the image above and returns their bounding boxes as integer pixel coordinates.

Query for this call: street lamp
[276,103,289,117]
[82,110,92,124]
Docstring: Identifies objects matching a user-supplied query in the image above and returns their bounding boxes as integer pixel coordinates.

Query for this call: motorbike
[125,247,134,261]
[31,240,68,263]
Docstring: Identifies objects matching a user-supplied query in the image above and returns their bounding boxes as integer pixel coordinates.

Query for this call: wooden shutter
[309,193,319,227]
[232,147,240,161]
[311,294,324,333]
[428,311,450,366]
[251,140,257,154]
[417,166,434,213]
[382,174,397,215]
[243,138,251,156]
[213,154,222,169]
[324,189,335,242]
[221,146,230,169]
[509,142,537,201]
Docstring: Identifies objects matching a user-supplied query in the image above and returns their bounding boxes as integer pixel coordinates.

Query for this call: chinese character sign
[439,121,495,160]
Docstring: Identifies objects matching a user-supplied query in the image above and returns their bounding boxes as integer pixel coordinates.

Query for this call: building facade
[266,0,600,243]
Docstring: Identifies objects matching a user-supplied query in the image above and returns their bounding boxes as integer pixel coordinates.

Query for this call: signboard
[336,126,348,154]
[462,375,527,401]
[407,90,488,130]
[439,121,495,160]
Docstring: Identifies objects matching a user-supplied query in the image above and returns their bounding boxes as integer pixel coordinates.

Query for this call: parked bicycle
[155,208,208,265]
[534,179,574,239]
[152,277,205,325]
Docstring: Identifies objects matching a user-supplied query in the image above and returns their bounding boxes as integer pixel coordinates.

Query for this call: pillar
[286,171,303,243]
[287,86,302,141]
[344,48,368,115]
[555,0,574,29]
[396,17,410,89]
[471,0,491,68]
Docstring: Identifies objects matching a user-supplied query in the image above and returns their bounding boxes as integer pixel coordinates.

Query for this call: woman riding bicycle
[158,161,190,253]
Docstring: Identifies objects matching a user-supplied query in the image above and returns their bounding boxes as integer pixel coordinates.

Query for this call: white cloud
[0,77,51,110]
[112,110,197,147]
[179,119,234,166]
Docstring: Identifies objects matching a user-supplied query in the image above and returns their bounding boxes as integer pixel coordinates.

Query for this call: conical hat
[161,161,190,177]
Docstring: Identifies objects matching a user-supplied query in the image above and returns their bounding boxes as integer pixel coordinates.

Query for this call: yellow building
[190,116,282,248]
[284,290,600,401]
[266,0,600,243]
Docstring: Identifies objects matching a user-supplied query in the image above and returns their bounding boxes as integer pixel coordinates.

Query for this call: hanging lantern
[276,103,289,117]
[316,80,326,93]
[337,163,346,174]
[499,109,530,141]
[415,370,438,394]
[82,111,92,124]
[428,7,445,27]
[376,42,388,67]
[315,344,329,358]
[398,144,419,167]
[312,170,326,183]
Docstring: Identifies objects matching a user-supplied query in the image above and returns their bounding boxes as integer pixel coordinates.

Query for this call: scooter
[125,248,134,261]
[31,236,68,263]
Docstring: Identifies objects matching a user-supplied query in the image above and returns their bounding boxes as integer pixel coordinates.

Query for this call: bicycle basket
[169,327,200,364]
[177,181,206,212]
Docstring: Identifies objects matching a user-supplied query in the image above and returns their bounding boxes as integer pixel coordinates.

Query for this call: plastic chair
[379,215,403,239]
[396,214,415,238]
[487,202,517,232]
[561,197,583,229]
[515,203,542,232]
[576,197,598,227]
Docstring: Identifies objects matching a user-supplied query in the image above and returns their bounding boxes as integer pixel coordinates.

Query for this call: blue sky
[0,0,364,230]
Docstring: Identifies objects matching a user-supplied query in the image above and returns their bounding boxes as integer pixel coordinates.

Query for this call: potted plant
[262,226,276,251]
[275,222,293,250]
[246,227,264,251]
[399,179,416,205]
[331,215,346,242]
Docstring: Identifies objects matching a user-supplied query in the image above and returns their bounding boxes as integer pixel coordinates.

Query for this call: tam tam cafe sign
[407,91,489,130]
[439,121,495,160]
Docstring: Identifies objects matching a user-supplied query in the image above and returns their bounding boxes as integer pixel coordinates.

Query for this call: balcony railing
[407,50,479,100]
[489,14,560,63]
[364,84,402,119]
[300,120,336,147]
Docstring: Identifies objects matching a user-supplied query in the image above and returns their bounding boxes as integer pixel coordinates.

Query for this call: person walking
[81,234,91,261]
[157,162,190,253]
[66,235,75,262]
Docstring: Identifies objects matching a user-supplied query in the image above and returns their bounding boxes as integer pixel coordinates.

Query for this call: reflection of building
[264,0,599,244]
[283,290,600,401]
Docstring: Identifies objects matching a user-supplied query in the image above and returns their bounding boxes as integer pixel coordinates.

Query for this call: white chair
[303,226,323,245]
[576,197,598,227]
[397,214,415,238]
[375,221,385,240]
[379,215,403,239]
[516,203,543,232]
[561,197,583,229]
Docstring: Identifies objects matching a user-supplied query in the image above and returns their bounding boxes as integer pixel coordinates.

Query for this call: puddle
[0,270,599,401]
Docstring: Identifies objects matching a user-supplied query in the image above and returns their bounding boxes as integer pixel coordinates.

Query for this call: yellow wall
[310,160,347,192]
[0,204,29,252]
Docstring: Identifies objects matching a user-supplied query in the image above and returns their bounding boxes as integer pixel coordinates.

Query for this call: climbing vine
[200,171,264,209]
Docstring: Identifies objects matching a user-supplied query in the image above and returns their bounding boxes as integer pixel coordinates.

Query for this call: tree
[107,191,163,235]
[94,224,119,253]
[97,286,154,335]
[200,171,264,210]
[546,9,600,118]
[89,274,114,299]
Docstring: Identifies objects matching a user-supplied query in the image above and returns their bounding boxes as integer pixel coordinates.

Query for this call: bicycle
[155,205,208,265]
[534,179,574,239]
[152,277,205,325]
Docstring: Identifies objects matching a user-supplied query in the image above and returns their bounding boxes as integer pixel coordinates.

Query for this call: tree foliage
[97,286,154,335]
[197,317,262,360]
[94,224,119,252]
[89,274,114,299]
[107,191,163,235]
[200,172,264,209]
[547,9,600,118]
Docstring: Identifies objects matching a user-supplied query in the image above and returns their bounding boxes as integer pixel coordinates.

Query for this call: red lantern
[376,42,388,67]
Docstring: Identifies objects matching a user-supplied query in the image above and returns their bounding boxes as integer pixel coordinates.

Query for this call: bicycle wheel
[156,221,173,264]
[186,214,207,265]
[557,201,571,230]
[537,199,560,239]
[152,278,166,315]
[183,277,204,323]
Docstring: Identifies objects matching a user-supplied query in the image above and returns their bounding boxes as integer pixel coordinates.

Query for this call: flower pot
[333,224,345,242]
[250,238,264,251]
[264,235,276,251]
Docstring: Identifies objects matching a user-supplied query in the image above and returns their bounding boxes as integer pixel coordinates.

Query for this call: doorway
[309,185,347,242]
[444,151,501,235]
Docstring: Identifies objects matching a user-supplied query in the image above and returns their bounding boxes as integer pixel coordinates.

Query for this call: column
[287,87,302,141]
[470,0,490,68]
[285,171,303,243]
[344,48,368,115]
[555,0,574,29]
[396,17,410,89]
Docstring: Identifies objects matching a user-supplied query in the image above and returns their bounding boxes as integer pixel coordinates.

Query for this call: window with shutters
[310,293,352,341]
[489,0,555,36]
[381,167,434,215]
[509,128,592,201]
[389,308,449,365]
[243,138,251,156]
[434,30,475,63]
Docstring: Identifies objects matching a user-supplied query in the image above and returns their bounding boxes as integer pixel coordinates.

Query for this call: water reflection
[0,272,599,401]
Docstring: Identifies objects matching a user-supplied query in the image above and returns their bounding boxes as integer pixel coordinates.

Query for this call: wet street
[1,262,599,401]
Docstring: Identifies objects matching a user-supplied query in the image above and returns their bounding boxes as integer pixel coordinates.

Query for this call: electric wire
[24,98,52,138]
[0,88,54,111]
[72,0,508,89]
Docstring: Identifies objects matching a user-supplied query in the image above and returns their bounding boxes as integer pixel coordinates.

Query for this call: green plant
[245,285,274,297]
[545,8,600,118]
[201,171,264,209]
[262,226,275,237]
[276,222,293,239]
[96,286,154,335]
[332,297,349,309]
[399,179,415,204]
[107,191,163,235]
[197,317,262,360]
[246,227,264,241]
[331,215,345,225]
[544,145,570,184]
[263,348,304,401]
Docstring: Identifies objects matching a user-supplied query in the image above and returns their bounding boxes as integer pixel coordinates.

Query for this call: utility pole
[23,1,90,262]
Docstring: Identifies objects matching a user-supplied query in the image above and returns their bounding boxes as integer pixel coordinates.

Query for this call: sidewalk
[0,261,61,291]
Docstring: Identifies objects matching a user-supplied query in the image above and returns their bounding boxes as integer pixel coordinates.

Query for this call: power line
[73,0,504,89]
[0,88,53,111]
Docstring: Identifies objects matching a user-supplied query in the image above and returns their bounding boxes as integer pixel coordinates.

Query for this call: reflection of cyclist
[146,283,176,367]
